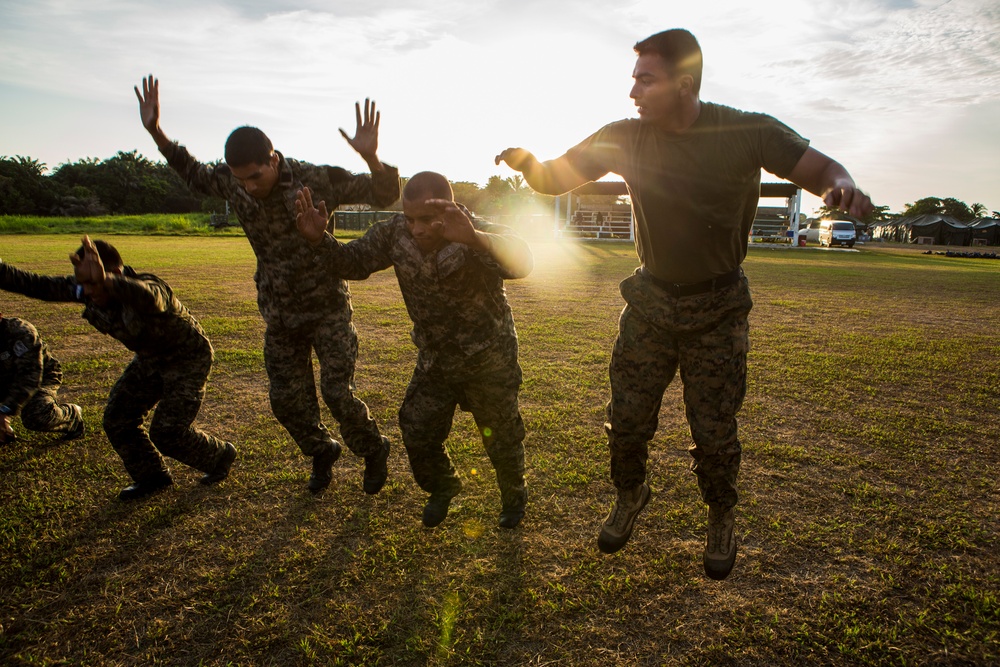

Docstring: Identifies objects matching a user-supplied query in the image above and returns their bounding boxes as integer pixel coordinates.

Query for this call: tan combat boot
[597,483,651,554]
[703,505,737,580]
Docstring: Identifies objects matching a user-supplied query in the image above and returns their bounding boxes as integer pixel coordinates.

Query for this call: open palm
[339,98,380,161]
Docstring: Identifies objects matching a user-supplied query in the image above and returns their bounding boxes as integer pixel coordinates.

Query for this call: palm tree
[504,174,527,192]
[15,155,46,177]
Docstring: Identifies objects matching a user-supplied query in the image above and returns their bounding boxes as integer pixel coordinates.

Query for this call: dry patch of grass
[0,237,997,665]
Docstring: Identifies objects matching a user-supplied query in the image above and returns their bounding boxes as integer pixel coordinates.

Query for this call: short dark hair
[225,126,273,167]
[634,29,703,94]
[402,171,453,203]
[75,239,123,271]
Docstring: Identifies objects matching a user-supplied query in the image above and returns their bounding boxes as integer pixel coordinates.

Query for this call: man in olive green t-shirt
[496,28,873,580]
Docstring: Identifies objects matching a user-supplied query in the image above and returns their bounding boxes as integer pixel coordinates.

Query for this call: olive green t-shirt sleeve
[561,121,633,182]
[756,114,810,179]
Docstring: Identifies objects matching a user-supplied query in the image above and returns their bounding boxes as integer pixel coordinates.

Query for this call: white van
[818,220,857,248]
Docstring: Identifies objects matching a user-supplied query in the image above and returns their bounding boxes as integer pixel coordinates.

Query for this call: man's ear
[269,152,279,170]
[108,266,124,276]
[679,74,695,96]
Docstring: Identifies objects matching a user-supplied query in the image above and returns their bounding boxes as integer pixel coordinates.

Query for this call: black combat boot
[200,442,237,485]
[308,440,342,493]
[118,473,173,501]
[422,478,462,528]
[362,436,390,494]
[498,487,528,529]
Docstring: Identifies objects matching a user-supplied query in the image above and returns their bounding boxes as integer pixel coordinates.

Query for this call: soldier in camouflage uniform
[135,75,399,494]
[0,238,237,500]
[497,29,873,578]
[295,172,533,529]
[0,314,84,444]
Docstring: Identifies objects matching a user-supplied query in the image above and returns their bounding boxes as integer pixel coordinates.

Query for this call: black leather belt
[643,267,742,297]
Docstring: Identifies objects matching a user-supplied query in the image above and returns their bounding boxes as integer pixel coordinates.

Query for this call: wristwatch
[0,405,12,415]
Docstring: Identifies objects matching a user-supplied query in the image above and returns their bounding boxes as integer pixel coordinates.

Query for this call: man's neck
[652,98,702,134]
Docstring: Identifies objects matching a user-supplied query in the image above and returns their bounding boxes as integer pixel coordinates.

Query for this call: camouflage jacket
[0,261,210,363]
[317,207,533,357]
[0,317,62,416]
[161,142,400,329]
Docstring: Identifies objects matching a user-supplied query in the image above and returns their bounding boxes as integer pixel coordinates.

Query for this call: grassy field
[0,214,246,236]
[0,235,997,666]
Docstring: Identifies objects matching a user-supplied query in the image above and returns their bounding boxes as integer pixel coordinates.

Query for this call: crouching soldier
[0,238,236,499]
[295,172,533,529]
[1,313,85,444]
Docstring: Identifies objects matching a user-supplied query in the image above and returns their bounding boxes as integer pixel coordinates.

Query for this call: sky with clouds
[1,0,998,215]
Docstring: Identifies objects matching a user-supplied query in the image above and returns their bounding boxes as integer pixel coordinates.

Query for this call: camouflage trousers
[398,336,527,512]
[605,268,753,510]
[264,314,383,458]
[103,346,229,484]
[19,385,80,435]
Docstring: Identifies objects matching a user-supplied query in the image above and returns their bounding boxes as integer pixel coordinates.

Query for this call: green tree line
[0,153,224,217]
[1,154,573,218]
[815,197,998,223]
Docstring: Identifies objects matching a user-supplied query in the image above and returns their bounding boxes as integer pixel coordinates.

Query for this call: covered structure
[908,214,972,246]
[871,214,991,245]
[969,218,1000,246]
[871,217,913,243]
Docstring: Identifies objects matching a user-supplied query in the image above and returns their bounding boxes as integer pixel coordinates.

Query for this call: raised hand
[134,74,160,134]
[69,235,106,287]
[422,199,485,249]
[339,98,380,163]
[295,187,330,244]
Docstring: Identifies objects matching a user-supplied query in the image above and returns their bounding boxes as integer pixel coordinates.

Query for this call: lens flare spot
[462,518,485,539]
[482,427,493,437]
[435,590,461,659]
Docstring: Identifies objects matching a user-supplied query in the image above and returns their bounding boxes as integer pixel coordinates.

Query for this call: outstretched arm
[494,148,592,196]
[340,98,385,174]
[134,74,173,152]
[135,75,239,200]
[296,187,393,280]
[787,147,874,218]
[0,259,76,303]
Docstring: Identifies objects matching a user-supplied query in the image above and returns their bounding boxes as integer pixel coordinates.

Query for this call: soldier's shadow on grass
[0,433,77,473]
[0,476,231,656]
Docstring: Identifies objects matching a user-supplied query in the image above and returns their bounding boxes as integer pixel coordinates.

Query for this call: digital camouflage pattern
[605,269,753,510]
[161,144,400,329]
[0,261,230,483]
[161,143,399,458]
[0,316,81,435]
[263,313,381,457]
[318,210,532,510]
[320,208,532,360]
[400,336,526,511]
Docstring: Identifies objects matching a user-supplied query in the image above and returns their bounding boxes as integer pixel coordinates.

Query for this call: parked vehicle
[818,220,857,248]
